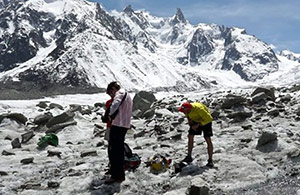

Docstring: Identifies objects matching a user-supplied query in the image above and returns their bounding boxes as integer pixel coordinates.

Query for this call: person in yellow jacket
[178,102,214,167]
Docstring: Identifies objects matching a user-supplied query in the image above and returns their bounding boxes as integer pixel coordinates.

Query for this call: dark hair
[106,81,120,93]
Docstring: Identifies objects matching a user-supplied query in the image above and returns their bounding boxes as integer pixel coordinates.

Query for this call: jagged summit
[171,8,186,25]
[123,4,134,15]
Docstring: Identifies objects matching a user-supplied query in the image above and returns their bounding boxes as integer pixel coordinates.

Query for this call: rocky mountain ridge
[0,0,291,99]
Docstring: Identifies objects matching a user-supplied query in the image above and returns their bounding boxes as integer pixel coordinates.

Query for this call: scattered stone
[48,181,60,188]
[33,113,53,125]
[2,150,15,156]
[20,182,41,190]
[96,141,104,147]
[267,108,280,117]
[11,138,21,149]
[46,120,77,134]
[80,151,97,158]
[187,177,209,195]
[69,104,82,112]
[20,157,34,164]
[252,92,269,104]
[21,131,35,143]
[171,133,182,141]
[47,150,62,158]
[287,148,300,158]
[36,101,48,109]
[0,113,28,124]
[94,102,105,108]
[0,171,8,176]
[49,103,64,110]
[251,86,275,100]
[221,94,247,109]
[46,111,75,128]
[256,131,277,147]
[133,91,157,117]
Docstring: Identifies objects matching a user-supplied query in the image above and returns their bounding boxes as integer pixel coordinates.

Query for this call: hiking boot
[182,155,193,163]
[206,159,214,168]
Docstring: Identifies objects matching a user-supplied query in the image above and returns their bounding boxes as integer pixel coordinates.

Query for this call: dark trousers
[108,125,127,180]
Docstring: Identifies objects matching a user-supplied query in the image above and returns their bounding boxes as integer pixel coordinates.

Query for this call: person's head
[106,81,120,98]
[178,102,192,114]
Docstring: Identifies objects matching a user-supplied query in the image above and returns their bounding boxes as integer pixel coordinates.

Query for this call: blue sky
[89,0,300,53]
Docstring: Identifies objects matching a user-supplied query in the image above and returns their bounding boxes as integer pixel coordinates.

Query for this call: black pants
[108,125,127,180]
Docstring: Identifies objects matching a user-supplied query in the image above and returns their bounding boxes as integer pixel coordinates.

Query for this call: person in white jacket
[104,81,133,184]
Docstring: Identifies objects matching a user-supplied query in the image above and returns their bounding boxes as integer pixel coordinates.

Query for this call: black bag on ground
[124,143,141,171]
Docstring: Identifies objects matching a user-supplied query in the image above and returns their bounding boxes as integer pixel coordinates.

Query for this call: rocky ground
[0,85,300,195]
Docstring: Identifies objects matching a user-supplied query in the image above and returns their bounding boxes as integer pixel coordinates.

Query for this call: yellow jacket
[186,102,213,125]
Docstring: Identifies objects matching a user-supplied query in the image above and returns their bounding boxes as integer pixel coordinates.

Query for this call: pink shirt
[109,89,132,129]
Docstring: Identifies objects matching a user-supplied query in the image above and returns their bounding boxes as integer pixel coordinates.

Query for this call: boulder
[0,113,28,124]
[46,120,77,134]
[252,92,269,104]
[46,111,75,128]
[251,87,275,100]
[33,113,53,125]
[256,131,277,147]
[20,157,34,164]
[21,131,35,143]
[221,94,247,109]
[11,138,21,149]
[133,91,157,117]
[36,101,48,109]
[187,177,209,195]
[49,103,64,110]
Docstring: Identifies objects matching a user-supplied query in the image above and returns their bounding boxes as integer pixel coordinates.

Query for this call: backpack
[124,143,141,171]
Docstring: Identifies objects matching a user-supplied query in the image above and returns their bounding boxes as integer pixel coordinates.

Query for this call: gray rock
[142,108,155,119]
[187,177,209,195]
[46,111,75,128]
[287,148,300,158]
[0,171,8,176]
[227,111,253,123]
[20,157,34,164]
[11,138,21,149]
[257,131,277,147]
[46,120,77,134]
[20,182,41,190]
[221,94,247,109]
[47,150,62,158]
[48,181,60,188]
[36,101,48,109]
[252,92,269,104]
[80,151,97,157]
[133,91,157,116]
[69,104,82,112]
[251,86,275,100]
[0,113,28,124]
[49,103,64,110]
[2,150,15,156]
[267,108,280,117]
[21,131,35,143]
[279,94,292,102]
[33,112,53,125]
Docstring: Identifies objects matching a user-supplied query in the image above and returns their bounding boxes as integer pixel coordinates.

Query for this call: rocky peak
[123,4,134,16]
[171,8,186,25]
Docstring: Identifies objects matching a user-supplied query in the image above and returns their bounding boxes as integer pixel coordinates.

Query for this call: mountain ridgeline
[0,0,280,99]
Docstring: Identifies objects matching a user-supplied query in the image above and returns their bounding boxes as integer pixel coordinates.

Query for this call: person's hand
[191,123,200,130]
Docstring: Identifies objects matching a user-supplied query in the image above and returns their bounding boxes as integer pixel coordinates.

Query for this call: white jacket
[109,89,133,129]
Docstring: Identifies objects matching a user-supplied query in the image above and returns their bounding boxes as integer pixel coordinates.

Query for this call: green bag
[37,133,58,148]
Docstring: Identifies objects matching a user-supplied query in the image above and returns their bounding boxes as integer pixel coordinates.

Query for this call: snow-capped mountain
[0,0,289,98]
[279,50,300,63]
